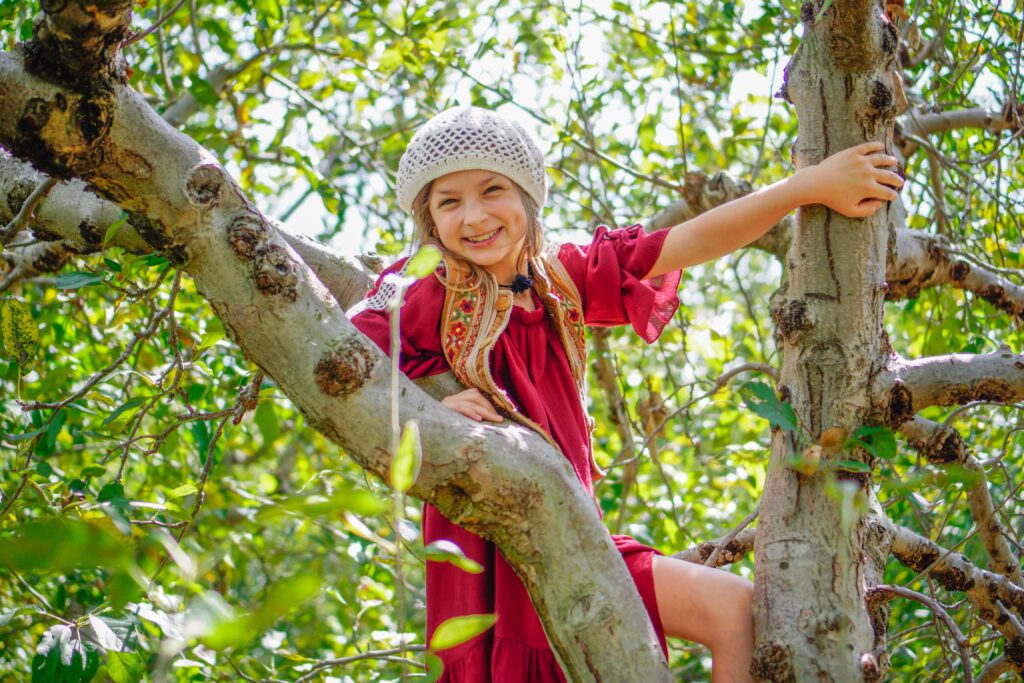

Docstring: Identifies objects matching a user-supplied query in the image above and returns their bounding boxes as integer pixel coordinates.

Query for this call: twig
[0,178,57,245]
[292,646,427,683]
[704,507,759,567]
[866,584,973,683]
[124,0,187,47]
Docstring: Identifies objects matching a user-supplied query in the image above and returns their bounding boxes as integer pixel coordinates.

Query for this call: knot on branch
[313,340,377,397]
[226,212,299,302]
[185,163,229,208]
[128,210,189,265]
[23,0,133,90]
[772,298,814,343]
[750,641,795,683]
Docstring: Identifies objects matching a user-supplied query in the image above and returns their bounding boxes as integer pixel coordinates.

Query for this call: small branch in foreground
[866,584,973,683]
[674,527,757,567]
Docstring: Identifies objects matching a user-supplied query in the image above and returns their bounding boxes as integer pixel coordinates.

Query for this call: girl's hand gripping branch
[441,388,505,423]
[645,141,905,278]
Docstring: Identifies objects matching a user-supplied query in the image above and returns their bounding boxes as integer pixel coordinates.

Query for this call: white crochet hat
[396,106,547,214]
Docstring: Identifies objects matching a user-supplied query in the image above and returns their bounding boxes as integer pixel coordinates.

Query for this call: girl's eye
[485,185,503,194]
[438,198,456,208]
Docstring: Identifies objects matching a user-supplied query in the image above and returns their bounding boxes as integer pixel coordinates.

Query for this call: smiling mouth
[464,227,501,244]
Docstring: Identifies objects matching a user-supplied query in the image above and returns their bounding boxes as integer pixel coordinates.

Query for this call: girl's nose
[462,198,488,227]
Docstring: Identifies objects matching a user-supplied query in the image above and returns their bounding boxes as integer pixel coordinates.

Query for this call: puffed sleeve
[557,224,681,343]
[347,258,450,380]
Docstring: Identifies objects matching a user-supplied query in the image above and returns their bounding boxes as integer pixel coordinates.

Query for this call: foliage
[1,0,1022,681]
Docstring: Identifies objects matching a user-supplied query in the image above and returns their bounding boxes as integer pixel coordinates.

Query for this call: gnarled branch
[874,350,1024,424]
[887,229,1024,319]
[890,523,1024,672]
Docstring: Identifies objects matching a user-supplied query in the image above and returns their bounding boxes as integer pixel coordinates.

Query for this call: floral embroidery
[459,299,474,314]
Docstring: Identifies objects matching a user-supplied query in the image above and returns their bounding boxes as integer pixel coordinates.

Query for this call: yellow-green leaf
[1,300,38,369]
[391,420,422,493]
[429,614,496,651]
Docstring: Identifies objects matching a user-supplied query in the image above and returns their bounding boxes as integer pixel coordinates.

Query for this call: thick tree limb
[887,229,1024,319]
[899,416,1022,584]
[890,523,1024,671]
[0,6,670,680]
[874,350,1024,423]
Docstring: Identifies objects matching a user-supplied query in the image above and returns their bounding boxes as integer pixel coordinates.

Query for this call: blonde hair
[410,179,545,290]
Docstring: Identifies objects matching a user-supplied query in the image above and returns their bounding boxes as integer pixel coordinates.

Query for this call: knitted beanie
[396,106,547,214]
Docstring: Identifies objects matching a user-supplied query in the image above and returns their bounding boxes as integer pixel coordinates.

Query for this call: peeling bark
[875,349,1024,419]
[887,228,1024,319]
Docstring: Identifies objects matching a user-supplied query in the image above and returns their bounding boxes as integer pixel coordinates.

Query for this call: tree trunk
[752,2,903,680]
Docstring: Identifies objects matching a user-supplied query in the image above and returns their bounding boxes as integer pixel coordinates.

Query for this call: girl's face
[428,169,528,284]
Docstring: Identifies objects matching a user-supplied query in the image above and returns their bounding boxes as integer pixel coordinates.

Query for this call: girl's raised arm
[644,141,904,279]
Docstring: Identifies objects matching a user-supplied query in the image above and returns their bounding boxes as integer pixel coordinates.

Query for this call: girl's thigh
[651,554,754,647]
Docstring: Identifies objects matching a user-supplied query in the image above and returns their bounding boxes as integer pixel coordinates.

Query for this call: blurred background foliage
[0,0,1022,680]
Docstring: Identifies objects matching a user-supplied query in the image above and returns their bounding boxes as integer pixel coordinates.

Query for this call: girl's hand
[796,141,905,218]
[441,388,504,423]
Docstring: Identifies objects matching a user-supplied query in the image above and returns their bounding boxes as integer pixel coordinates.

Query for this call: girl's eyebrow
[434,174,499,195]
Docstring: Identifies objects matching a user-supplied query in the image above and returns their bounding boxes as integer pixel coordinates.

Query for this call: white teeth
[466,228,500,243]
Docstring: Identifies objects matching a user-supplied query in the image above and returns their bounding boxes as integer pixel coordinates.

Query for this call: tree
[0,0,1021,681]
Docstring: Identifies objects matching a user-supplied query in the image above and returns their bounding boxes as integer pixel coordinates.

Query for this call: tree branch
[887,228,1024,319]
[673,527,757,567]
[865,584,972,683]
[874,349,1024,424]
[889,523,1024,671]
[899,416,1022,584]
[896,107,1022,158]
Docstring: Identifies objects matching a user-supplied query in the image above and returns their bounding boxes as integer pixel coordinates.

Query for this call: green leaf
[423,539,483,574]
[0,519,131,573]
[1,300,39,368]
[429,614,496,651]
[260,489,388,520]
[405,245,443,279]
[106,652,144,683]
[202,573,321,650]
[102,213,129,248]
[167,482,198,498]
[187,78,220,106]
[739,381,797,431]
[833,460,872,473]
[254,399,281,446]
[425,653,444,682]
[55,272,104,290]
[849,426,897,461]
[253,0,282,25]
[391,419,422,493]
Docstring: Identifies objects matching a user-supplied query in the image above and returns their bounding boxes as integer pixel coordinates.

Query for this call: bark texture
[0,4,671,681]
[751,3,903,680]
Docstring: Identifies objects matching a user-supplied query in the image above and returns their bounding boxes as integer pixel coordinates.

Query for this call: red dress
[351,225,681,681]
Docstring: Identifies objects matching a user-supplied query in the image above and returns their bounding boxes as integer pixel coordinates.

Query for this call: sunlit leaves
[739,381,798,431]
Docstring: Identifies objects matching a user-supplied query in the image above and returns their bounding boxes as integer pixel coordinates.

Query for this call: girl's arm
[645,141,903,278]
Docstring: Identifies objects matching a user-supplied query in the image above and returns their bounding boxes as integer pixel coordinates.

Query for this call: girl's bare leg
[652,555,755,683]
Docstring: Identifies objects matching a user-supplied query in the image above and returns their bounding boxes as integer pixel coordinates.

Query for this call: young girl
[349,106,903,682]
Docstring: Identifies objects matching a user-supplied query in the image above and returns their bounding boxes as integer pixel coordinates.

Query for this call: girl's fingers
[868,153,900,167]
[873,169,904,190]
[853,141,885,155]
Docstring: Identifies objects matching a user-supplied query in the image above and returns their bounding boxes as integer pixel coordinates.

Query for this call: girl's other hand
[441,388,504,423]
[797,141,905,218]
